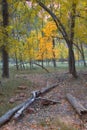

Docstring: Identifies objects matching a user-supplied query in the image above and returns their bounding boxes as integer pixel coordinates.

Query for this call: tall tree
[68,1,77,76]
[36,0,77,78]
[2,0,9,78]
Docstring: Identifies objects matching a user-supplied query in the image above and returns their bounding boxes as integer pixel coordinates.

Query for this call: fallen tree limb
[0,96,34,127]
[66,93,87,116]
[0,83,59,127]
[37,97,61,105]
[32,62,49,73]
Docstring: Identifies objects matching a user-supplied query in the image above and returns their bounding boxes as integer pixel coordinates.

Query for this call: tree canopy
[0,0,87,77]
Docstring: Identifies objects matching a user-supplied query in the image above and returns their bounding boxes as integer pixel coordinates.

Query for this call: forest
[0,0,87,130]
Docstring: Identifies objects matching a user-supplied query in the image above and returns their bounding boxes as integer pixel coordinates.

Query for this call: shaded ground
[1,70,87,130]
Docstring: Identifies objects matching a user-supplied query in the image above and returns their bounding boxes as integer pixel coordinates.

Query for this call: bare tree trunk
[52,38,56,67]
[68,2,77,78]
[2,49,9,78]
[68,44,77,78]
[2,0,9,78]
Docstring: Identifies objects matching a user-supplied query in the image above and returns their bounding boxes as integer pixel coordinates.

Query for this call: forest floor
[0,69,87,130]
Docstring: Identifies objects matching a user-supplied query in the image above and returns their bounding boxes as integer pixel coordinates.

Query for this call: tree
[37,21,58,67]
[2,0,9,78]
[36,0,77,78]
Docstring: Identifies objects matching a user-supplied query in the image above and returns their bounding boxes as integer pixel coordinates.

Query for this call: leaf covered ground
[0,70,87,130]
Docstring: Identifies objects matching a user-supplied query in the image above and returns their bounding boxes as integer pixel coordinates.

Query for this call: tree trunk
[68,44,77,78]
[52,38,56,67]
[29,60,33,70]
[73,42,86,67]
[2,48,9,78]
[80,43,86,67]
[2,0,9,78]
[15,52,19,70]
[41,59,44,67]
[68,2,77,78]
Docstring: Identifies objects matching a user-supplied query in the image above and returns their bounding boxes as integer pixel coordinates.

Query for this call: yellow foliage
[43,21,57,37]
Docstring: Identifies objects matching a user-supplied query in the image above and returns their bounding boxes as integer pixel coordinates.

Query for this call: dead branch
[36,97,61,105]
[32,62,49,73]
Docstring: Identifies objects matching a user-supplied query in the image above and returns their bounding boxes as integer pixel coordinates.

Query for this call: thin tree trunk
[15,52,19,70]
[80,43,86,67]
[29,59,33,70]
[41,59,44,67]
[73,42,86,67]
[52,38,56,67]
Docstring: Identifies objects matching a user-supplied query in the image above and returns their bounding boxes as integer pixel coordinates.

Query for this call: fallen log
[66,93,87,116]
[0,83,59,127]
[13,91,37,120]
[13,83,59,120]
[0,96,33,127]
[40,83,58,95]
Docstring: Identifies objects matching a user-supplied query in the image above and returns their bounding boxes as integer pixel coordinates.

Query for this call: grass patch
[39,118,78,130]
[0,70,33,116]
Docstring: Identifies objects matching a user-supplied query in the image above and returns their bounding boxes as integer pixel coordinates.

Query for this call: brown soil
[1,71,87,130]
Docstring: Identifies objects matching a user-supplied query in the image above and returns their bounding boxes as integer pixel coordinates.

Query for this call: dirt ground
[1,70,87,130]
